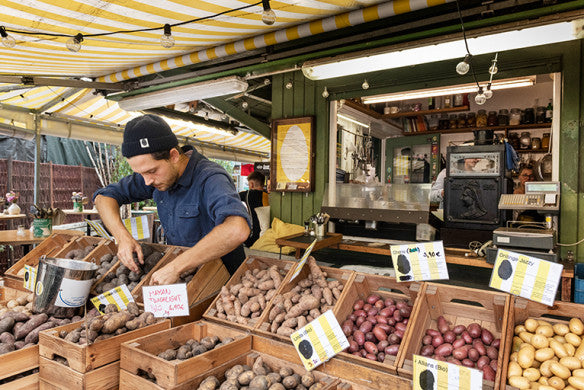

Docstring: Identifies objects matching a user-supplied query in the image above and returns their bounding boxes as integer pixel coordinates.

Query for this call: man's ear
[169,147,181,163]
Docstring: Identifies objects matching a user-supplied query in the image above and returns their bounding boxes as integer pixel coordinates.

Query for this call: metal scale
[485,181,561,263]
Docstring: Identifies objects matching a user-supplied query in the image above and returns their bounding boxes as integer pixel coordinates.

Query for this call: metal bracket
[21,76,34,85]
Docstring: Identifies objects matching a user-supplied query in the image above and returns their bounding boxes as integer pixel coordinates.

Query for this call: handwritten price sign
[390,241,449,282]
[142,284,189,317]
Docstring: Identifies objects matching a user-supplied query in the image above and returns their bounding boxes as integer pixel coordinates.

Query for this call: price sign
[288,239,317,282]
[489,249,563,306]
[390,241,449,282]
[91,284,134,314]
[413,355,483,390]
[23,265,37,292]
[290,310,349,371]
[142,283,189,317]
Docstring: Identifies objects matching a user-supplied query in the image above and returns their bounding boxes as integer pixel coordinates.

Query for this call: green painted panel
[303,76,317,224]
[270,74,284,222]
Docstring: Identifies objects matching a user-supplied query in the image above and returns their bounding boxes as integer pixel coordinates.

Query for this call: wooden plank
[120,322,251,388]
[52,236,105,259]
[39,319,170,373]
[0,371,39,390]
[170,291,218,328]
[39,357,119,390]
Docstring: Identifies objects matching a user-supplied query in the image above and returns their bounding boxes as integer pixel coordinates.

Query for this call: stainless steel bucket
[33,256,98,317]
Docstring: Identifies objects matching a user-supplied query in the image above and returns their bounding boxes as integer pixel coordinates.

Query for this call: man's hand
[117,237,143,273]
[150,263,179,285]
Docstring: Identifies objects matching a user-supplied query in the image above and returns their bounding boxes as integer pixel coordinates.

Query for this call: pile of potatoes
[0,292,33,316]
[507,316,584,389]
[63,244,98,260]
[58,302,156,345]
[94,244,164,293]
[266,257,344,337]
[157,335,234,361]
[212,263,288,325]
[197,356,328,390]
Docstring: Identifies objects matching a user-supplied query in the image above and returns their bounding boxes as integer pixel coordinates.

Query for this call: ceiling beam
[0,76,126,91]
[204,97,271,139]
[144,107,239,135]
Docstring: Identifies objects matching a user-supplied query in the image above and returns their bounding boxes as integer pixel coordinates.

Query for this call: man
[239,171,269,247]
[514,163,536,194]
[93,114,251,285]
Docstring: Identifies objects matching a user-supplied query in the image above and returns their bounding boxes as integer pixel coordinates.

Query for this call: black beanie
[122,114,178,158]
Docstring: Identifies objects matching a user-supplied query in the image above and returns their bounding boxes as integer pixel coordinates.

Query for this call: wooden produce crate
[52,235,106,260]
[170,291,219,328]
[0,371,39,390]
[397,283,510,390]
[38,318,171,373]
[333,272,422,374]
[120,321,251,388]
[133,247,230,306]
[500,298,584,390]
[255,265,355,343]
[252,335,413,390]
[203,256,295,331]
[39,359,119,390]
[120,343,339,390]
[3,232,80,289]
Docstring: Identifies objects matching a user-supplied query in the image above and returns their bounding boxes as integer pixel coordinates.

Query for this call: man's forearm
[94,195,133,242]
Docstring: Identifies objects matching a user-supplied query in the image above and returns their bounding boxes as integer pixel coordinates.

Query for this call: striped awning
[0,1,449,156]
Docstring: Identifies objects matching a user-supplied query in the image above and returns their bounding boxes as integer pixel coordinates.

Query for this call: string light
[285,81,293,89]
[66,33,83,52]
[484,83,493,99]
[261,0,276,25]
[160,24,175,48]
[322,86,329,98]
[0,26,16,48]
[475,87,487,105]
[362,79,369,90]
[455,54,471,75]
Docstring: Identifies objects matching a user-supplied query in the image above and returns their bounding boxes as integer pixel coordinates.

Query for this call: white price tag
[142,283,189,317]
[288,239,317,282]
[390,241,449,282]
[91,284,134,314]
[413,355,483,390]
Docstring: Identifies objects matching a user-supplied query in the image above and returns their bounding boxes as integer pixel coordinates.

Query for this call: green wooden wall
[269,71,330,226]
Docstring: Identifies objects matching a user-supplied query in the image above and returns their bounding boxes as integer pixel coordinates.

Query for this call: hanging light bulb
[484,83,493,99]
[455,54,472,75]
[475,87,487,105]
[261,0,276,25]
[322,87,329,98]
[285,81,293,89]
[241,101,249,109]
[362,79,369,90]
[161,24,175,48]
[489,54,499,75]
[0,26,16,48]
[66,33,84,52]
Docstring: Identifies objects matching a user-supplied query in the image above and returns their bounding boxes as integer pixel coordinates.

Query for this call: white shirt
[430,169,446,209]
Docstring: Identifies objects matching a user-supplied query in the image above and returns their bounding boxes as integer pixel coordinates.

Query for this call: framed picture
[270,116,315,192]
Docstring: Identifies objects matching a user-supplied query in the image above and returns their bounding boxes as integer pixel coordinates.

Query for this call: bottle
[546,99,553,122]
[428,97,435,110]
[444,95,452,108]
[453,93,463,107]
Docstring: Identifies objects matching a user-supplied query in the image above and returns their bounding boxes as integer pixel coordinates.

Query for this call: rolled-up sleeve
[201,173,252,229]
[93,173,155,205]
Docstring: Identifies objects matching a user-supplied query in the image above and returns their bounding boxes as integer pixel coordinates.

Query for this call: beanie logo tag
[139,138,150,148]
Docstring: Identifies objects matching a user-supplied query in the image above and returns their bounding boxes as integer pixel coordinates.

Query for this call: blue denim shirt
[94,150,251,269]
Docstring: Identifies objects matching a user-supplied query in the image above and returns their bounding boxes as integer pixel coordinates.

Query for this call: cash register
[485,181,560,263]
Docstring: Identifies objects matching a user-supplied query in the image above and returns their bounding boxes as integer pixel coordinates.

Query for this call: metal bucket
[33,256,98,317]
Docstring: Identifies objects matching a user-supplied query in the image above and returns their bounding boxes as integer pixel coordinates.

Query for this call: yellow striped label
[305,323,327,363]
[23,265,37,292]
[458,363,470,387]
[318,315,341,354]
[511,254,529,296]
[91,285,134,314]
[530,258,550,302]
[425,243,440,280]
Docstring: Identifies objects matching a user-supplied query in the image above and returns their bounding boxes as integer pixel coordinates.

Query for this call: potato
[570,318,584,336]
[536,348,556,362]
[525,319,539,333]
[548,376,566,389]
[508,361,523,378]
[574,369,584,378]
[282,375,298,389]
[565,333,582,347]
[550,340,569,358]
[508,375,531,389]
[518,347,535,369]
[568,376,584,390]
[238,371,255,386]
[537,326,554,338]
[279,368,293,378]
[550,362,571,379]
[560,356,581,370]
[532,334,550,349]
[198,376,220,390]
[301,373,315,387]
[553,324,570,336]
[269,384,286,390]
[523,367,541,382]
[519,331,534,344]
[249,375,269,390]
[516,325,527,335]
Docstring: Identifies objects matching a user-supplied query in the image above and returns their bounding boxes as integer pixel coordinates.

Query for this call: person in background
[430,158,480,209]
[514,163,536,194]
[239,171,269,247]
[94,114,251,284]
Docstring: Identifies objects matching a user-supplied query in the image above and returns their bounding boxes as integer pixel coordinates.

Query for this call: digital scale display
[525,182,560,194]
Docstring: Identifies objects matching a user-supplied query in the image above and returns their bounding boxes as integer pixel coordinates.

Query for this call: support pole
[34,115,41,205]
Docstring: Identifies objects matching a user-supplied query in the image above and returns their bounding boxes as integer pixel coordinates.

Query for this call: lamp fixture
[484,83,493,99]
[362,79,369,90]
[161,24,175,48]
[285,81,293,89]
[302,21,577,80]
[117,76,249,112]
[474,87,487,105]
[66,33,84,52]
[338,113,369,128]
[261,0,276,25]
[0,26,16,48]
[322,87,329,98]
[361,76,535,104]
[455,54,471,75]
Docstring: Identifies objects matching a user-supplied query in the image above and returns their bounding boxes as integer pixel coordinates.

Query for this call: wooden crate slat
[0,371,39,390]
[39,357,119,390]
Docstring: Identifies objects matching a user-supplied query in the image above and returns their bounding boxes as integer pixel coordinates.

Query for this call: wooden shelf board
[402,123,551,136]
[383,105,469,119]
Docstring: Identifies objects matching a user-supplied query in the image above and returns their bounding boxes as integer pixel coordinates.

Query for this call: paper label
[91,284,134,314]
[489,249,563,306]
[413,355,483,390]
[288,239,317,282]
[142,283,189,317]
[290,310,349,371]
[390,241,449,282]
[23,265,37,292]
[54,278,94,307]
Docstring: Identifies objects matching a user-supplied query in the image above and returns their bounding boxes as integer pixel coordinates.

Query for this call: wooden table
[0,214,27,221]
[275,232,343,259]
[62,209,100,235]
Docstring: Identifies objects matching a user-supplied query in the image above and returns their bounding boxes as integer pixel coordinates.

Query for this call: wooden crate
[39,358,119,390]
[252,335,413,390]
[0,371,39,390]
[170,290,219,328]
[120,344,339,390]
[397,282,510,390]
[133,246,230,306]
[120,321,251,388]
[333,272,422,374]
[255,265,355,342]
[3,232,80,288]
[39,318,171,373]
[500,298,584,390]
[52,236,106,260]
[203,256,295,331]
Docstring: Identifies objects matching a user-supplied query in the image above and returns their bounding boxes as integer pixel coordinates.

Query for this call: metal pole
[34,115,41,205]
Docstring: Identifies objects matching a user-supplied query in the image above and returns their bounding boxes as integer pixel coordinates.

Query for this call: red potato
[434,343,453,357]
[452,325,466,335]
[419,345,434,356]
[367,307,378,317]
[342,323,352,336]
[348,340,359,353]
[431,335,444,348]
[446,357,461,366]
[481,328,494,345]
[399,306,411,318]
[365,332,376,342]
[354,309,366,318]
[355,316,366,327]
[422,335,433,345]
[461,331,473,344]
[359,320,373,334]
[377,352,385,363]
[384,298,395,307]
[491,338,500,349]
[468,348,479,362]
[443,331,456,344]
[376,323,391,333]
[353,330,365,345]
[482,365,496,381]
[452,338,466,349]
[385,344,400,356]
[392,310,403,322]
[426,328,440,338]
[486,346,498,360]
[452,346,468,360]
[388,333,401,345]
[372,326,387,342]
[364,341,378,355]
[395,322,407,333]
[379,307,393,317]
[461,359,475,367]
[353,300,364,311]
[472,339,486,356]
[489,359,498,372]
[477,356,490,370]
[377,340,389,351]
[366,315,377,325]
[375,315,388,325]
[374,300,385,310]
[365,353,377,361]
[394,329,404,339]
[467,323,482,339]
[367,295,381,305]
[363,303,372,312]
[437,315,450,334]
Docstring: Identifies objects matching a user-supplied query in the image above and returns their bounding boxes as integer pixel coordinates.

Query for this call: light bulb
[322,87,329,98]
[455,54,472,75]
[0,27,15,48]
[66,33,84,52]
[489,63,498,75]
[241,101,249,109]
[362,79,369,90]
[475,87,487,105]
[484,84,493,99]
[262,0,276,25]
[161,24,175,48]
[285,81,293,89]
